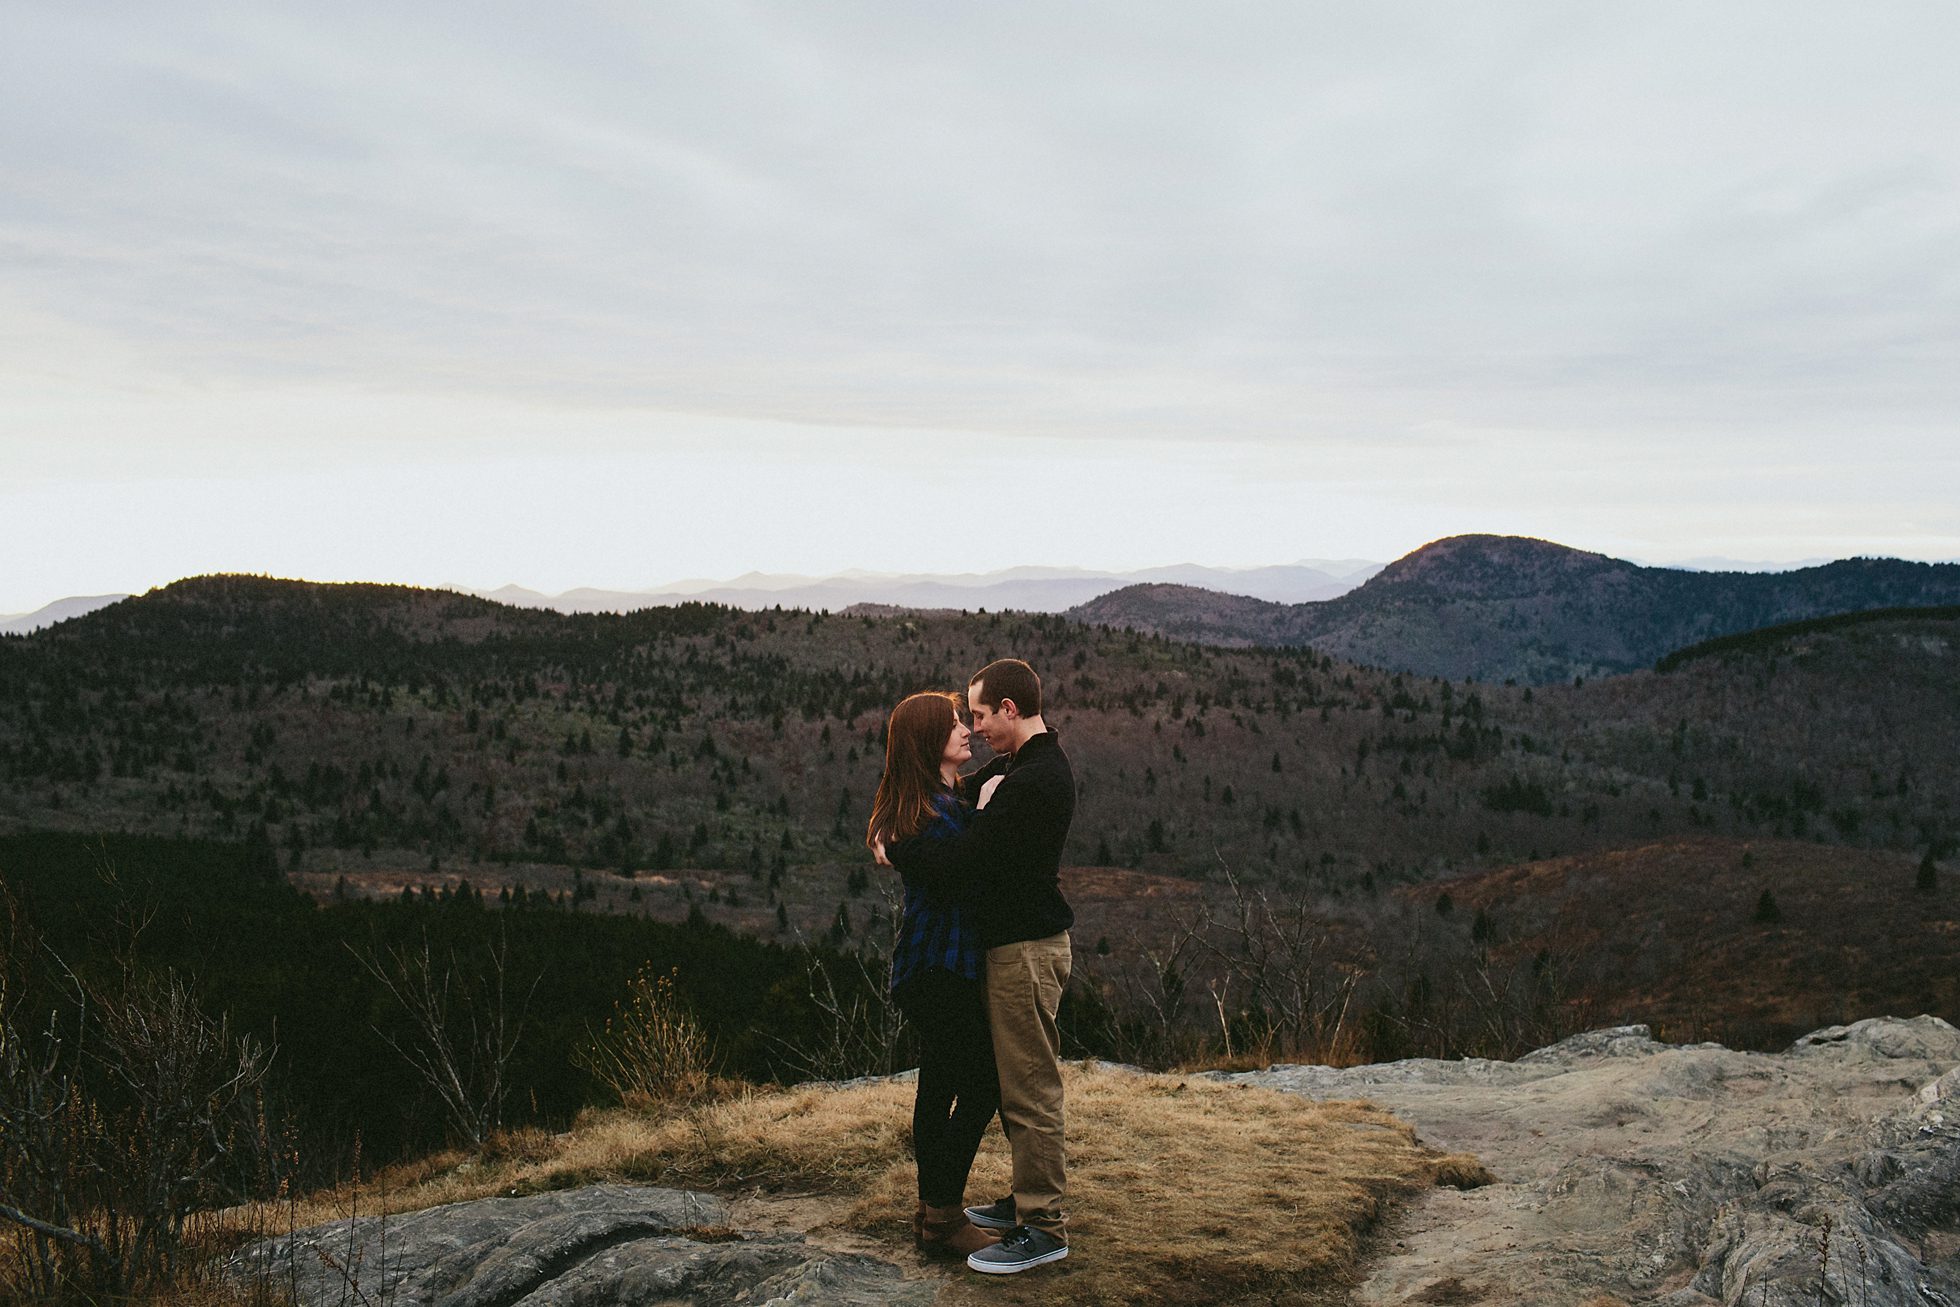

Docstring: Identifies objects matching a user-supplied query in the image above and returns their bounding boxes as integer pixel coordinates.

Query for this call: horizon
[9,536,1960,620]
[4,5,1957,615]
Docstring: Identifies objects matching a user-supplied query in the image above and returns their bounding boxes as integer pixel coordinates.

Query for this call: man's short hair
[970,658,1042,717]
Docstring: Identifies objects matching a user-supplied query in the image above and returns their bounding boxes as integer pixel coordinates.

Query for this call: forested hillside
[0,830,841,1167]
[1407,836,1960,1048]
[3,576,1955,1177]
[2,576,1952,945]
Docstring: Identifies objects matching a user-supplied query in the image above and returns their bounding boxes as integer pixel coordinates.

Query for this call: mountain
[462,560,1382,614]
[0,593,128,635]
[3,561,1381,640]
[1068,534,1960,683]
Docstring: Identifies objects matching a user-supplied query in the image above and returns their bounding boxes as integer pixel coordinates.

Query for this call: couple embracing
[866,657,1075,1275]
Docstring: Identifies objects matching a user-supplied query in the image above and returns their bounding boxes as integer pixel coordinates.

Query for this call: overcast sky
[3,2,1957,612]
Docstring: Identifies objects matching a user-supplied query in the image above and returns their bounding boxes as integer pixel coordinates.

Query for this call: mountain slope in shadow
[1067,534,1960,683]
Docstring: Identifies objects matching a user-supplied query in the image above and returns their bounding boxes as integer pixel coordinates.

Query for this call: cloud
[0,2,1955,608]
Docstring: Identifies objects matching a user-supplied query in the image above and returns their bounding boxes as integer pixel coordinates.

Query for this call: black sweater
[887,729,1076,948]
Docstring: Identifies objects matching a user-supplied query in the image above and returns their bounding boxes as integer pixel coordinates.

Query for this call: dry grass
[3,1213,299,1307]
[241,1062,1481,1307]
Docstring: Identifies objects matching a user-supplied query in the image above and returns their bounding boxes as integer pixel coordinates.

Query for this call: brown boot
[918,1203,1002,1257]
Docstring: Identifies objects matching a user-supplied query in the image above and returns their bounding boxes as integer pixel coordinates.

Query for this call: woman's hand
[977,775,1005,809]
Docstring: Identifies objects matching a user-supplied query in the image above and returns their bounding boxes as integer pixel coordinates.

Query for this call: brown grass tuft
[242,1061,1466,1306]
[1426,1152,1497,1189]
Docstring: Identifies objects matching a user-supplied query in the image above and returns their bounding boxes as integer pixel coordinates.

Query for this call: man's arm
[885,765,1053,896]
[871,759,1007,869]
[956,754,1010,804]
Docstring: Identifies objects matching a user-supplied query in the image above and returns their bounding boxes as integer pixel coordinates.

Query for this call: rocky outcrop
[228,1182,935,1307]
[1218,1016,1960,1306]
[231,1018,1960,1306]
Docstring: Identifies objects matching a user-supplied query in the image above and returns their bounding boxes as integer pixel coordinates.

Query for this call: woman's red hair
[866,691,963,851]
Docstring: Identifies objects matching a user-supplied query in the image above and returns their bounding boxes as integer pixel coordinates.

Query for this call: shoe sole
[967,1245,1069,1274]
[964,1210,1017,1231]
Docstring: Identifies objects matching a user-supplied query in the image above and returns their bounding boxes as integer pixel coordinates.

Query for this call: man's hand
[872,838,891,868]
[977,775,1005,809]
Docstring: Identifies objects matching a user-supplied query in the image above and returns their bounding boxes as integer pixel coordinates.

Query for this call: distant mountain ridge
[0,594,128,636]
[0,563,1379,638]
[463,560,1384,614]
[1067,534,1960,684]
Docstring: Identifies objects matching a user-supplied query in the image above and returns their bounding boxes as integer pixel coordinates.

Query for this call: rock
[1520,1024,1725,1065]
[1917,1066,1960,1106]
[1788,1013,1960,1061]
[228,1182,935,1307]
[1221,1016,1960,1306]
[231,1020,1960,1306]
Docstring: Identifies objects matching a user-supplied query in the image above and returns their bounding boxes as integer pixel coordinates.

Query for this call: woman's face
[941,717,973,771]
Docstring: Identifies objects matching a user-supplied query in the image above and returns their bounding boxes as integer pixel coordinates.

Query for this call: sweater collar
[1008,728,1060,770]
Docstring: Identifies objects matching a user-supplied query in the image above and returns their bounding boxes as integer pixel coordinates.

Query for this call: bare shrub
[0,898,274,1302]
[1069,916,1210,1068]
[1191,859,1361,1066]
[769,950,907,1084]
[1078,864,1594,1071]
[349,927,537,1150]
[1363,898,1583,1061]
[573,965,715,1108]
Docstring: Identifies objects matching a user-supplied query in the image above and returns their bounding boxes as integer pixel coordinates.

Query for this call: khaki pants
[985,933,1071,1238]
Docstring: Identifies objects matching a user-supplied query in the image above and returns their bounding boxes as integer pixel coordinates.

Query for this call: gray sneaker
[967,1225,1068,1274]
[963,1197,1016,1231]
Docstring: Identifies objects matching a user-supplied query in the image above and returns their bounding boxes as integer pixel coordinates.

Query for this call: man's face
[968,681,1016,753]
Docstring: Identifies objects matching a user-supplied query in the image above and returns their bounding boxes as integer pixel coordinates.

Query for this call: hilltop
[6,578,1958,1307]
[1068,534,1960,683]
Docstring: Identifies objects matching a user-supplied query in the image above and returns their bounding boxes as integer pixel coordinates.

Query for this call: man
[886,657,1076,1274]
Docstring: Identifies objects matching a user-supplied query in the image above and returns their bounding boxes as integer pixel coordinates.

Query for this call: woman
[866,691,1001,1257]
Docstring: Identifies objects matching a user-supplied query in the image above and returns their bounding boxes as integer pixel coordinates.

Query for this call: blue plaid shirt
[887,793,983,996]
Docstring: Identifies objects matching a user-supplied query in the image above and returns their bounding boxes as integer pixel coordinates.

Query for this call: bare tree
[1192,858,1359,1064]
[1071,913,1208,1068]
[350,926,536,1149]
[1363,897,1585,1061]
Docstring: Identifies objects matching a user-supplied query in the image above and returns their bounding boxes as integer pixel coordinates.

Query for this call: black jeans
[897,968,1000,1206]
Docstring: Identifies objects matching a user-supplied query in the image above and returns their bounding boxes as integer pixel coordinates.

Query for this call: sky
[3,2,1958,613]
